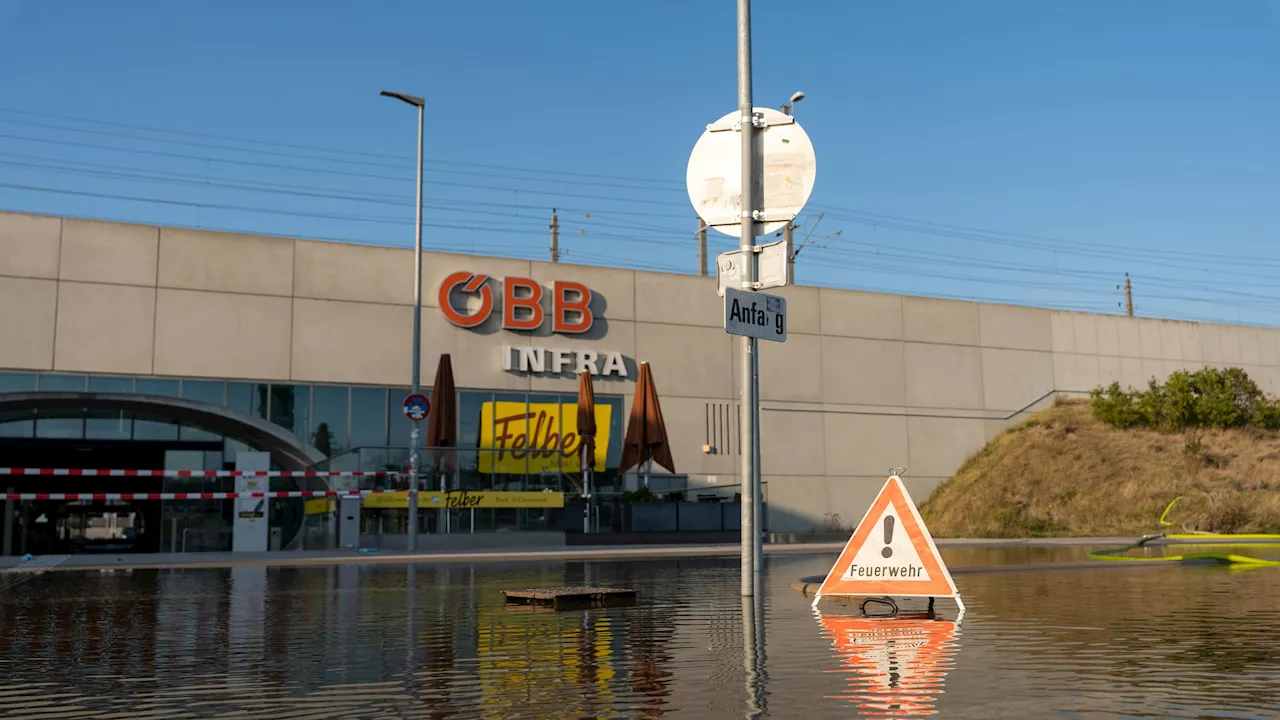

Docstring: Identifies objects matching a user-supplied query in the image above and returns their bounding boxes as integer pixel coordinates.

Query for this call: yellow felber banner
[362,490,565,509]
[304,497,330,516]
[479,401,611,474]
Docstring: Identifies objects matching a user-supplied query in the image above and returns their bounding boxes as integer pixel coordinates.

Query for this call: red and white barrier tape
[0,468,396,478]
[1,489,408,501]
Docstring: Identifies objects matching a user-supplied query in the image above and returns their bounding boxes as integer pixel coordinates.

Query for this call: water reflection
[818,612,961,717]
[1,552,1279,718]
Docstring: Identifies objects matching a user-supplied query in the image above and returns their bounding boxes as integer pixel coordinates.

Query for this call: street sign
[756,238,788,290]
[723,287,787,343]
[812,474,962,610]
[716,250,744,298]
[403,393,430,422]
[716,239,788,298]
[687,107,817,237]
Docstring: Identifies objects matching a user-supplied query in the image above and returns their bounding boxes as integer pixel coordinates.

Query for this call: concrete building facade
[3,210,1278,537]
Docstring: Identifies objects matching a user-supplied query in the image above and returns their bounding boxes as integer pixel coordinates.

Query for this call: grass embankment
[920,401,1280,538]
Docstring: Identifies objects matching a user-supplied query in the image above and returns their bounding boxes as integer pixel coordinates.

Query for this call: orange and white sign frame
[813,474,964,612]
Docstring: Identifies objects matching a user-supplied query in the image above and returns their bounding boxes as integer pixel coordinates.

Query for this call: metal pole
[550,210,560,263]
[752,359,763,579]
[407,101,424,553]
[737,0,757,598]
[698,218,708,276]
[3,488,13,556]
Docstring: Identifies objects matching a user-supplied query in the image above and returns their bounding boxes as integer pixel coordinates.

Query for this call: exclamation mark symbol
[881,516,895,558]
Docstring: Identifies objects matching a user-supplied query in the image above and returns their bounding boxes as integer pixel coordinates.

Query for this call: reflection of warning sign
[814,475,960,606]
[819,614,960,716]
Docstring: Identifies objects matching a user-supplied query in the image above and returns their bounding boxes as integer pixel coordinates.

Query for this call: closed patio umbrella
[576,371,597,533]
[619,362,675,486]
[426,354,457,530]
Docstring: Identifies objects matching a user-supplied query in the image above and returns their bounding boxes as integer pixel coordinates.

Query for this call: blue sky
[1,0,1279,324]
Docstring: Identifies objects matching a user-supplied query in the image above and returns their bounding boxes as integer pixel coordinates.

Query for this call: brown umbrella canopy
[426,354,458,471]
[576,371,597,471]
[619,362,675,474]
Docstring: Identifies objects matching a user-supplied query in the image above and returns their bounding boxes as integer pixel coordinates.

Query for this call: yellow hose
[1087,502,1280,566]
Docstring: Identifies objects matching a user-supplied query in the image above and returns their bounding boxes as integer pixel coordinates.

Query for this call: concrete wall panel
[978,304,1052,351]
[770,285,821,336]
[1180,323,1203,364]
[820,336,906,407]
[294,240,412,306]
[1070,353,1101,392]
[1117,318,1142,358]
[1158,321,1182,362]
[1138,319,1162,359]
[59,218,158,287]
[903,297,979,346]
[1120,357,1147,389]
[906,416,987,478]
[763,475,829,533]
[981,348,1055,412]
[1239,327,1262,366]
[1141,358,1168,386]
[761,410,824,476]
[290,298,413,385]
[904,343,984,410]
[158,228,294,296]
[657,395,737,478]
[822,412,909,478]
[1050,312,1075,354]
[819,288,902,340]
[54,282,155,374]
[1095,315,1119,356]
[633,272,719,327]
[153,289,292,379]
[1200,324,1222,364]
[1259,329,1280,366]
[821,476,892,533]
[758,333,823,403]
[1219,327,1243,364]
[0,212,60,279]
[0,277,56,370]
[1072,313,1100,355]
[635,323,732,399]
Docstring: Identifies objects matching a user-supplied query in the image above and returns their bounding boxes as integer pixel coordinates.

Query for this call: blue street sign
[403,393,430,422]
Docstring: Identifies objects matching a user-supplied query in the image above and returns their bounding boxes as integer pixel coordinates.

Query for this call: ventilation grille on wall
[704,402,739,455]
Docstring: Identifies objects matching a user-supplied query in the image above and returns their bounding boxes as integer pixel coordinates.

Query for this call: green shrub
[1091,367,1280,432]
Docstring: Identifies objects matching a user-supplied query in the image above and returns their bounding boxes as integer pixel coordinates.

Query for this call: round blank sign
[687,107,817,237]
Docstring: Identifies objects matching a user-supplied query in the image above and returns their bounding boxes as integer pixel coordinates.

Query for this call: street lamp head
[789,91,805,104]
[380,90,425,107]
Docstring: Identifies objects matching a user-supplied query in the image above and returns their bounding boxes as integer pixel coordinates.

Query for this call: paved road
[0,537,1135,573]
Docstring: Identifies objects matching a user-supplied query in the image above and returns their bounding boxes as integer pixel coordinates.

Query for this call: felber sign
[439,272,593,333]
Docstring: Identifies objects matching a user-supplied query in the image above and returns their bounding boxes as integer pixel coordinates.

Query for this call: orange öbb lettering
[439,272,493,328]
[503,277,544,330]
[553,281,593,333]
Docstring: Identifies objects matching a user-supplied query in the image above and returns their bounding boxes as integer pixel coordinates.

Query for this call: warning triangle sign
[814,475,959,604]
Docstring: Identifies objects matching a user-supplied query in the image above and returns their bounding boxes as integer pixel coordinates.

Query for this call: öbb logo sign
[438,272,593,333]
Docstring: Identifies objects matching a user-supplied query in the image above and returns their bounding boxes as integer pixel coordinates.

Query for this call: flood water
[1,547,1278,719]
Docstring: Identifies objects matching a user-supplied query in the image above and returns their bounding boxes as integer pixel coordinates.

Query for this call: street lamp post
[381,89,425,553]
[780,91,804,284]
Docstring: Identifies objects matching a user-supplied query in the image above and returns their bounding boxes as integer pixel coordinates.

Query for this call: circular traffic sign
[687,107,816,237]
[403,393,430,422]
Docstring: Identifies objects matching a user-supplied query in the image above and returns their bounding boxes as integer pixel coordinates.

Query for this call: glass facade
[0,370,630,539]
[0,372,627,482]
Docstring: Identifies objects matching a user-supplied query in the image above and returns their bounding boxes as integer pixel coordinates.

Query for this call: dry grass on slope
[919,400,1280,538]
